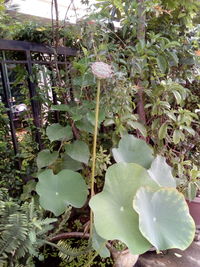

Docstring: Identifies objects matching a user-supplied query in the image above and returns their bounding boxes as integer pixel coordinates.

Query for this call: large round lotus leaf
[36,169,88,216]
[89,163,159,254]
[112,135,154,168]
[133,187,195,251]
[148,155,176,188]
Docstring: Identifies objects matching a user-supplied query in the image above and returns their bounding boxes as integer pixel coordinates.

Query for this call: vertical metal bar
[49,65,59,122]
[0,61,18,155]
[25,50,42,150]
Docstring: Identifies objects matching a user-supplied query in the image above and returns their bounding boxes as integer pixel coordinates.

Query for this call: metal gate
[0,39,77,155]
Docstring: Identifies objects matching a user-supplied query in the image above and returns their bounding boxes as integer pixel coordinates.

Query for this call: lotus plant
[90,62,113,238]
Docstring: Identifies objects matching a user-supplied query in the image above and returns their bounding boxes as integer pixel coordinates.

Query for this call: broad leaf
[157,55,168,73]
[46,123,73,142]
[168,51,179,66]
[65,140,90,164]
[112,135,154,168]
[86,110,105,127]
[36,169,88,216]
[89,163,159,254]
[92,227,110,258]
[133,187,195,250]
[75,118,94,134]
[51,104,70,112]
[57,154,82,172]
[187,182,197,201]
[158,122,168,140]
[127,121,147,138]
[173,129,184,144]
[37,149,58,170]
[172,90,182,105]
[148,156,176,188]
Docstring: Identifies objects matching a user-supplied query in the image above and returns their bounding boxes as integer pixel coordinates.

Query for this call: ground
[135,230,200,267]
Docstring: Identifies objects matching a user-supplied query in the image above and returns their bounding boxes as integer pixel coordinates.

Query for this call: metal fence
[0,39,77,155]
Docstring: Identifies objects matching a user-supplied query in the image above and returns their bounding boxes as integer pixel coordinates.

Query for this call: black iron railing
[0,39,77,154]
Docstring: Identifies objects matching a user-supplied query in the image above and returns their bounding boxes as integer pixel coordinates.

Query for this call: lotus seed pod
[91,62,113,79]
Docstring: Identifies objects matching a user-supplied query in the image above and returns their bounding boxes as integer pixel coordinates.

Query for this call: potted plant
[176,162,200,228]
[89,134,196,265]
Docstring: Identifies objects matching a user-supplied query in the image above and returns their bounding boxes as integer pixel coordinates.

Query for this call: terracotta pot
[187,197,200,229]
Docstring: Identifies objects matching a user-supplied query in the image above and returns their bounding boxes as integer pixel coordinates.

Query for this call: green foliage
[0,0,200,265]
[57,239,113,267]
[176,160,200,201]
[0,190,57,266]
[0,103,23,195]
[56,239,91,262]
[94,146,111,177]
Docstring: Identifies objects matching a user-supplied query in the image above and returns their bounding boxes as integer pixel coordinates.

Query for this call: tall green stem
[89,79,101,238]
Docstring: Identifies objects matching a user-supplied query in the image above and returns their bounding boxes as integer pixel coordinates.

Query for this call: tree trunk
[136,0,146,126]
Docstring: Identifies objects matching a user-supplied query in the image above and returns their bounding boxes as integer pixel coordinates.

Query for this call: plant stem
[89,79,101,238]
[49,232,89,242]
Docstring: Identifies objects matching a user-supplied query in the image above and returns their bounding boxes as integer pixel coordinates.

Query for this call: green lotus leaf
[37,149,58,170]
[65,140,90,164]
[148,155,176,188]
[112,135,154,168]
[89,163,159,254]
[133,187,195,251]
[56,154,83,172]
[92,227,110,258]
[46,123,73,142]
[36,169,88,216]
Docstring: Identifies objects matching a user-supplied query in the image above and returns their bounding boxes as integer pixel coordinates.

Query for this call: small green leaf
[46,123,73,142]
[168,51,179,65]
[158,122,168,140]
[127,121,147,138]
[133,187,195,250]
[180,126,195,136]
[65,140,90,164]
[36,169,88,216]
[173,129,184,144]
[86,110,105,127]
[187,182,197,201]
[172,91,182,104]
[51,104,70,112]
[157,55,168,73]
[104,119,115,126]
[75,118,94,133]
[112,135,154,168]
[166,112,176,121]
[37,149,58,169]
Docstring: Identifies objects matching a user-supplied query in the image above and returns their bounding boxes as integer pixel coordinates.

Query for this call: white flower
[91,62,113,79]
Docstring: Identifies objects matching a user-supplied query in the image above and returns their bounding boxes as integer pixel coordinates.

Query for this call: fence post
[0,61,18,155]
[25,50,42,150]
